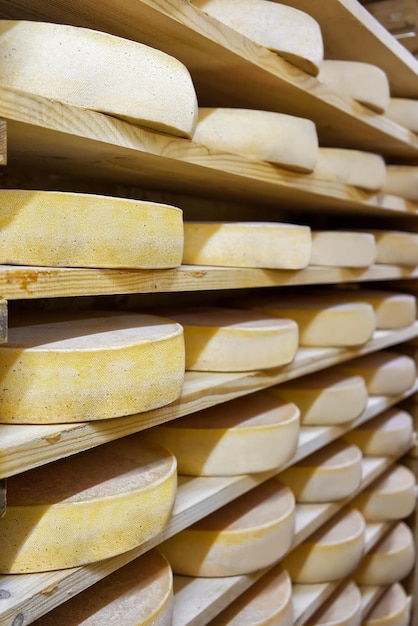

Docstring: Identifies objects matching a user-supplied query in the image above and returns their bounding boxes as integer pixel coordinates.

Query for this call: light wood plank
[0,119,6,166]
[293,582,340,626]
[360,585,389,619]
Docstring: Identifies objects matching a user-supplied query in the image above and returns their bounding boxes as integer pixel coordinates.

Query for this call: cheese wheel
[335,351,417,396]
[0,437,177,573]
[0,190,183,268]
[191,0,324,75]
[0,312,185,423]
[182,221,312,269]
[370,230,418,266]
[317,60,390,113]
[354,522,415,585]
[343,408,414,457]
[209,564,293,626]
[305,580,362,626]
[269,371,368,425]
[161,479,295,576]
[278,440,363,503]
[282,507,366,583]
[363,583,411,626]
[0,21,197,138]
[149,391,300,475]
[386,98,418,133]
[383,166,418,202]
[160,307,298,371]
[193,109,318,173]
[32,549,173,625]
[314,148,386,191]
[310,231,376,268]
[352,464,416,522]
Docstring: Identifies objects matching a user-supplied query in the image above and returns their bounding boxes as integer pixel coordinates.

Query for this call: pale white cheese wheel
[193,109,318,172]
[209,564,293,626]
[161,307,298,371]
[0,190,184,268]
[310,231,376,268]
[282,507,366,583]
[363,583,411,626]
[0,312,185,423]
[318,60,390,113]
[161,479,295,576]
[371,230,418,266]
[383,166,418,202]
[354,522,415,585]
[191,0,324,75]
[343,408,414,457]
[0,437,177,573]
[352,464,416,522]
[269,371,368,426]
[182,221,312,269]
[32,549,173,625]
[0,20,197,138]
[386,98,418,133]
[335,351,417,396]
[278,440,363,503]
[314,148,386,191]
[305,580,362,626]
[149,391,300,475]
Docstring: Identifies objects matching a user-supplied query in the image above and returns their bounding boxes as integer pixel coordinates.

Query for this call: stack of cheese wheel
[191,0,324,75]
[278,440,363,503]
[159,306,298,371]
[309,231,376,268]
[32,549,173,625]
[149,390,300,475]
[0,436,177,573]
[0,190,184,268]
[343,407,414,457]
[314,148,386,191]
[269,369,368,425]
[161,479,295,576]
[0,20,198,137]
[370,230,418,266]
[362,583,411,626]
[304,580,363,626]
[182,221,312,269]
[0,311,185,423]
[282,507,366,583]
[383,166,418,202]
[386,98,418,134]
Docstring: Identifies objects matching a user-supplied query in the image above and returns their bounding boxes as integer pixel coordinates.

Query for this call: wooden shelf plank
[0,119,6,166]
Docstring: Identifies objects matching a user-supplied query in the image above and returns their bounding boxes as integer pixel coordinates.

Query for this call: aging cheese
[0,21,197,138]
[33,549,173,625]
[386,97,418,133]
[182,221,312,269]
[0,190,183,268]
[278,440,363,503]
[160,306,298,371]
[310,231,376,268]
[149,391,300,475]
[305,580,362,626]
[370,230,418,266]
[0,312,185,423]
[354,522,415,585]
[161,479,295,576]
[314,148,386,191]
[0,437,177,573]
[193,108,318,172]
[382,166,418,202]
[269,371,368,426]
[343,408,414,457]
[363,583,411,626]
[282,507,366,583]
[317,60,390,113]
[209,564,293,626]
[191,0,324,75]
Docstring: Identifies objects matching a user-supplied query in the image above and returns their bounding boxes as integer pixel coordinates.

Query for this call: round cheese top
[315,148,386,191]
[310,231,377,268]
[363,583,410,626]
[343,408,414,456]
[305,581,362,626]
[336,351,416,396]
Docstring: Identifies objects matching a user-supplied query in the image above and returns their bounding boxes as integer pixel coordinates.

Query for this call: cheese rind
[314,148,386,191]
[370,230,418,266]
[383,166,418,201]
[386,98,418,133]
[305,580,362,626]
[363,583,411,626]
[310,231,376,268]
[343,408,414,456]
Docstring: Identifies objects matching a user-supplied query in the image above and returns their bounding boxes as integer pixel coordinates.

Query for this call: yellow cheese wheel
[370,230,418,266]
[191,0,323,75]
[193,109,318,172]
[278,440,363,503]
[386,98,418,133]
[269,371,368,425]
[208,564,293,626]
[314,148,386,191]
[310,231,376,268]
[0,21,197,137]
[0,312,185,423]
[149,391,300,475]
[305,580,362,626]
[343,408,414,457]
[0,190,183,268]
[363,583,411,626]
[182,221,312,269]
[352,464,416,522]
[160,307,298,371]
[0,437,177,573]
[383,166,418,202]
[161,479,295,576]
[335,351,417,396]
[282,507,366,583]
[354,522,415,585]
[32,549,173,625]
[318,60,390,113]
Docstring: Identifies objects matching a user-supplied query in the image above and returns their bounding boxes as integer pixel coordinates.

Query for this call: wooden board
[0,118,6,165]
[0,480,5,519]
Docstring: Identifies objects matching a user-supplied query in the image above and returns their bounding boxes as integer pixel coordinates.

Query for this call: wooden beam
[366,0,418,34]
